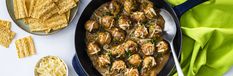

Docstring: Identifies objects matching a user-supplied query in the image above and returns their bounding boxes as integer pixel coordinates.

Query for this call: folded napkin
[166,0,233,76]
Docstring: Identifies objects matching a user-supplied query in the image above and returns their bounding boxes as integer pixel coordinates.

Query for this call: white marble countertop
[0,0,232,76]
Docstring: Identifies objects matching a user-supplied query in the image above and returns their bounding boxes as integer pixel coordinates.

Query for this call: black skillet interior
[74,0,182,75]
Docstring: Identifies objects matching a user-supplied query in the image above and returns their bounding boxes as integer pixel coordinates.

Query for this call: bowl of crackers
[6,0,79,35]
[34,56,68,76]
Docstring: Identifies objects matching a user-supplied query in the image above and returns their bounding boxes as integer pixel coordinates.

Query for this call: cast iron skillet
[73,0,205,75]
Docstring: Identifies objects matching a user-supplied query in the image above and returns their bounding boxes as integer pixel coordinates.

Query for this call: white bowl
[34,56,68,76]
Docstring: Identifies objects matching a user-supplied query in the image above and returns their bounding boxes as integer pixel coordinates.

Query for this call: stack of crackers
[13,0,78,33]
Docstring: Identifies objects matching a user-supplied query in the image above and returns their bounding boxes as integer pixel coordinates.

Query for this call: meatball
[144,8,157,19]
[125,68,139,76]
[124,0,137,14]
[118,16,131,30]
[156,41,169,53]
[134,25,148,38]
[109,0,120,16]
[148,25,162,38]
[128,54,142,67]
[141,42,155,55]
[97,32,112,45]
[110,28,125,42]
[141,0,157,19]
[100,16,115,29]
[110,45,125,58]
[142,56,156,70]
[131,12,146,22]
[97,54,111,67]
[85,20,99,32]
[157,15,165,28]
[87,42,101,55]
[111,60,127,73]
[124,40,138,53]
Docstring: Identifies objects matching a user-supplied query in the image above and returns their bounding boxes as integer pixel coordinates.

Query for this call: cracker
[31,0,58,19]
[66,11,70,22]
[55,0,77,14]
[25,0,35,17]
[15,36,36,58]
[27,19,50,32]
[13,0,28,19]
[45,14,68,30]
[16,0,74,33]
[27,14,68,33]
[53,0,58,2]
[40,6,59,21]
[23,17,38,24]
[74,0,79,3]
[0,20,11,30]
[0,30,15,48]
[0,20,16,48]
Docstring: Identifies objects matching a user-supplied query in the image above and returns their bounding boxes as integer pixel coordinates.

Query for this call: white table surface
[0,0,233,76]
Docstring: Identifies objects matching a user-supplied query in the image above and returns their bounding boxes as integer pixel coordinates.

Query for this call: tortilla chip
[55,0,77,14]
[31,0,58,19]
[15,36,36,58]
[13,0,28,19]
[0,20,16,48]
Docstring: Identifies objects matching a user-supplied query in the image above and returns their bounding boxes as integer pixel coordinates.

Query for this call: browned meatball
[97,32,112,45]
[100,16,115,29]
[141,0,157,19]
[148,25,162,38]
[124,40,138,53]
[118,16,131,30]
[125,68,139,76]
[87,42,101,55]
[111,60,127,73]
[144,8,157,19]
[110,45,125,58]
[97,54,111,67]
[156,41,169,53]
[110,28,125,42]
[109,0,120,16]
[128,54,142,67]
[157,15,165,29]
[141,42,155,55]
[142,56,156,70]
[124,0,137,14]
[131,12,146,22]
[85,20,99,32]
[134,25,148,38]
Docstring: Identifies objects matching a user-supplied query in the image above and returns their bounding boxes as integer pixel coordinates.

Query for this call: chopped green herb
[138,64,142,71]
[154,52,163,58]
[126,50,132,57]
[151,38,158,44]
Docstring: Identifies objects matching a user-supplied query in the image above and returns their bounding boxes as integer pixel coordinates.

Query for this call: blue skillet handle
[72,56,87,76]
[173,0,207,18]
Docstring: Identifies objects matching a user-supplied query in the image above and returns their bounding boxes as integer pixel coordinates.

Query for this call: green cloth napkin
[166,0,233,76]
